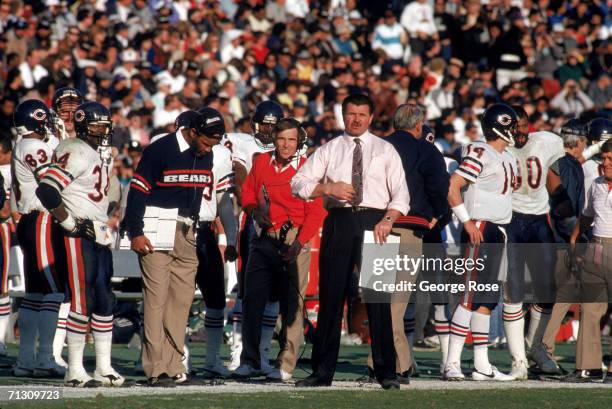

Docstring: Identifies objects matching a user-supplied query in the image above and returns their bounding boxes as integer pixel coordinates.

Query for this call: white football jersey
[583,158,603,196]
[40,138,110,223]
[198,144,234,222]
[456,141,518,224]
[221,132,274,173]
[509,131,564,215]
[12,138,55,213]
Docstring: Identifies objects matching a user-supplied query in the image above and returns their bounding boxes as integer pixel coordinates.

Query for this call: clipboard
[117,206,178,250]
[359,230,401,292]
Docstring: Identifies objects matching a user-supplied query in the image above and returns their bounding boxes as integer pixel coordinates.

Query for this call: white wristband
[452,204,471,224]
[59,214,76,232]
[217,234,227,246]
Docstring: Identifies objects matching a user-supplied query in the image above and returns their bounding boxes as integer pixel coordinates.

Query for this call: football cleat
[472,366,514,381]
[442,362,465,381]
[509,360,528,380]
[65,370,102,388]
[94,368,125,386]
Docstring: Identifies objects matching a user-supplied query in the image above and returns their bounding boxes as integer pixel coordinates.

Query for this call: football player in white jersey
[11,100,66,377]
[0,136,11,358]
[443,103,518,382]
[215,101,284,372]
[503,106,566,380]
[192,108,239,378]
[51,87,83,140]
[36,102,124,387]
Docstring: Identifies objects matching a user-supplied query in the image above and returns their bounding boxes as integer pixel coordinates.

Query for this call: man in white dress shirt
[291,93,410,390]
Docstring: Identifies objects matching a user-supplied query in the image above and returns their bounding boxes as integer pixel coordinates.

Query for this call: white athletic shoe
[94,368,125,387]
[202,361,231,378]
[443,362,465,381]
[472,366,514,381]
[34,359,67,378]
[65,370,101,387]
[232,363,259,378]
[509,360,529,380]
[266,368,292,382]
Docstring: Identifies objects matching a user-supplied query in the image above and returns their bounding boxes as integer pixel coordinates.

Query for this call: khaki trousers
[366,227,422,373]
[541,247,577,356]
[543,238,612,370]
[278,245,311,374]
[140,222,198,378]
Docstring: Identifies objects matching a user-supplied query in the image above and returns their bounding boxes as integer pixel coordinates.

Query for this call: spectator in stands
[587,74,612,110]
[153,94,183,129]
[18,49,48,91]
[400,0,437,56]
[558,49,590,86]
[372,9,407,65]
[550,79,594,116]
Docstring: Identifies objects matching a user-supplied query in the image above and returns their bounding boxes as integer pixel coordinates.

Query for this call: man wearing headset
[233,118,326,381]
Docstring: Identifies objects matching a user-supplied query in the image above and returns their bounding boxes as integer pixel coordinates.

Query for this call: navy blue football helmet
[52,87,83,112]
[13,99,53,140]
[74,102,113,148]
[481,103,518,146]
[251,100,284,146]
[587,118,611,145]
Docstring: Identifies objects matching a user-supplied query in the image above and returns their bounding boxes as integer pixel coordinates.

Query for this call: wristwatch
[383,216,393,222]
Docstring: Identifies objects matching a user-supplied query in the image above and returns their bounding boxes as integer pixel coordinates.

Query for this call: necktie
[351,138,363,206]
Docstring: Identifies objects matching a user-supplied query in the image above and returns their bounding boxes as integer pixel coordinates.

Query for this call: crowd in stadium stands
[1,0,610,152]
[1,0,612,388]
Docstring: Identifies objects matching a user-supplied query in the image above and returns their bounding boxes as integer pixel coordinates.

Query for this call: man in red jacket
[233,118,326,381]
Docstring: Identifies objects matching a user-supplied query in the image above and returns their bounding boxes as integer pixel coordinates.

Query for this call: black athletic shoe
[148,373,177,387]
[562,369,604,383]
